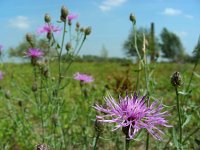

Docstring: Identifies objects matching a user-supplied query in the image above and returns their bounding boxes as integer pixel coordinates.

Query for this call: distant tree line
[123,23,197,63]
[7,27,199,63]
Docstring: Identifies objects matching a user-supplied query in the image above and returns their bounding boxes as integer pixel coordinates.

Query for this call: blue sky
[0,0,200,58]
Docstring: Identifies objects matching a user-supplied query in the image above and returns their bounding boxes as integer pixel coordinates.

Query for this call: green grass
[0,62,200,149]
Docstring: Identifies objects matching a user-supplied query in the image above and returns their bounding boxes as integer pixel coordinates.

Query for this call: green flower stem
[58,21,67,86]
[125,138,130,150]
[59,36,87,90]
[186,60,198,92]
[132,23,143,64]
[93,133,100,150]
[132,22,143,92]
[146,133,150,150]
[40,70,45,142]
[175,87,182,144]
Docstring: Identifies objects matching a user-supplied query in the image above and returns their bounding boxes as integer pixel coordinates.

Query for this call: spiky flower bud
[42,66,49,78]
[44,13,51,23]
[84,27,92,36]
[94,119,103,134]
[26,33,33,43]
[36,144,50,150]
[32,82,37,92]
[65,42,72,52]
[80,27,85,33]
[129,13,136,25]
[60,6,69,22]
[5,90,11,99]
[46,32,52,40]
[76,22,80,28]
[171,72,182,87]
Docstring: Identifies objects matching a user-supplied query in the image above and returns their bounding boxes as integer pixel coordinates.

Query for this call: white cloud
[163,8,182,16]
[185,14,194,19]
[177,31,188,37]
[9,16,30,30]
[99,0,127,12]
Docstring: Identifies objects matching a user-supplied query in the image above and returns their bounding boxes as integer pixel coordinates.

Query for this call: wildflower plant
[74,72,94,83]
[0,4,199,150]
[94,93,171,140]
[0,5,91,149]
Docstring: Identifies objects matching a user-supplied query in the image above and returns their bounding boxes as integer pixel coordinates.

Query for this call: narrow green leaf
[182,115,192,129]
[178,91,189,96]
[194,72,200,78]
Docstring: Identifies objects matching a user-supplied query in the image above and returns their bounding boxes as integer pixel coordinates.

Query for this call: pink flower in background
[74,72,93,83]
[68,13,78,21]
[25,48,44,58]
[0,44,3,50]
[0,71,3,80]
[94,93,171,140]
[37,24,62,34]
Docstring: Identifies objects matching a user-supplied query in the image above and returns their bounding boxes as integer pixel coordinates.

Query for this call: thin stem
[146,133,150,150]
[175,87,182,144]
[63,35,86,75]
[143,34,150,150]
[132,23,143,92]
[40,70,45,142]
[186,60,198,92]
[125,138,130,150]
[93,133,100,150]
[135,62,141,91]
[133,23,142,63]
[58,21,67,86]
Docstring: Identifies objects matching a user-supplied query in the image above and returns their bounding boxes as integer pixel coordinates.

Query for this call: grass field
[0,62,199,149]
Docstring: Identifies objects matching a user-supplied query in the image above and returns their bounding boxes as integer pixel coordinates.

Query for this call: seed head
[65,42,72,52]
[94,119,103,134]
[76,22,80,28]
[171,72,182,87]
[26,33,33,43]
[80,27,85,33]
[46,32,52,40]
[84,27,92,36]
[44,13,51,23]
[129,13,136,25]
[60,6,69,22]
[32,82,38,92]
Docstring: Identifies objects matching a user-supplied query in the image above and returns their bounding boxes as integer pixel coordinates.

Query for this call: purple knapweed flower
[68,13,78,21]
[94,93,171,140]
[74,72,93,83]
[37,24,62,35]
[0,71,3,80]
[25,48,44,58]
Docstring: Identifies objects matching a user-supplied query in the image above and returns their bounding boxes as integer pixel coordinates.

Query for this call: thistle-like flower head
[68,13,78,21]
[74,72,93,83]
[37,24,61,35]
[94,93,171,140]
[26,48,44,58]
